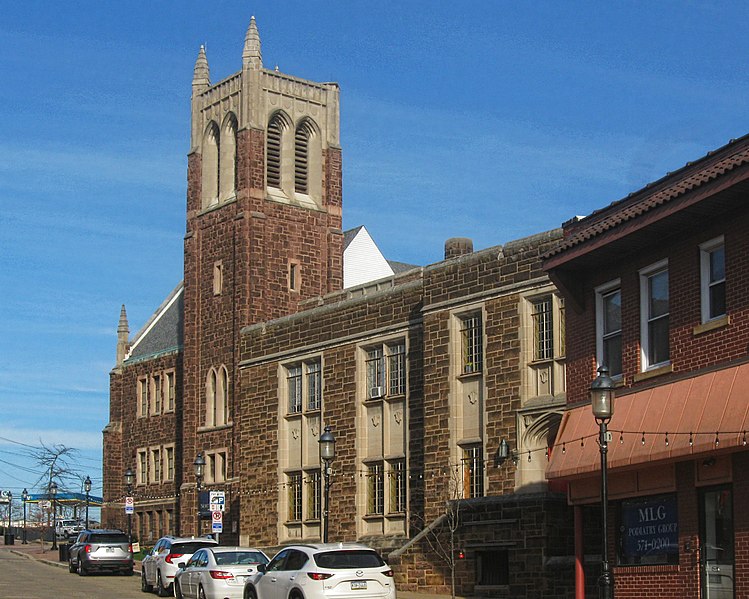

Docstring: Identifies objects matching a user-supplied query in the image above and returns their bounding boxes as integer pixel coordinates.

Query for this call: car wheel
[244,587,258,599]
[141,569,153,592]
[198,585,207,599]
[77,559,87,576]
[68,558,76,573]
[174,580,185,599]
[156,571,170,597]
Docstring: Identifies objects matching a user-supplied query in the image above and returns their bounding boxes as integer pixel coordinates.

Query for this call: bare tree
[31,442,79,530]
[398,464,468,599]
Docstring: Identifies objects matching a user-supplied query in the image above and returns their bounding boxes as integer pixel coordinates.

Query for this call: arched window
[219,114,237,202]
[266,112,294,196]
[266,115,284,189]
[294,124,310,194]
[201,122,220,208]
[205,368,217,427]
[295,118,322,203]
[218,365,229,425]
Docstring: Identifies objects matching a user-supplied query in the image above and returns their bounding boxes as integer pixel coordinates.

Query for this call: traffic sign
[125,496,134,514]
[209,491,225,512]
[211,510,223,533]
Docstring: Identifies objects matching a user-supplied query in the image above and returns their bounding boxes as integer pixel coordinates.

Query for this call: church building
[104,18,574,597]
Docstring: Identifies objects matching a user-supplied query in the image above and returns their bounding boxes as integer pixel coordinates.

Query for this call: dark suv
[68,529,133,576]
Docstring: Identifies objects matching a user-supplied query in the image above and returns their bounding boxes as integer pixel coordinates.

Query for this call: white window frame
[700,236,726,323]
[595,279,622,378]
[639,259,670,371]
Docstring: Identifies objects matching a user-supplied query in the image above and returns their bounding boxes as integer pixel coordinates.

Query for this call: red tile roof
[546,135,749,259]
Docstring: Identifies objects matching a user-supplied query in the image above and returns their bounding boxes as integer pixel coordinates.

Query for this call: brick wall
[564,208,749,405]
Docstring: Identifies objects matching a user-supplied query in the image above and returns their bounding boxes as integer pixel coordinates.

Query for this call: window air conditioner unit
[369,386,384,399]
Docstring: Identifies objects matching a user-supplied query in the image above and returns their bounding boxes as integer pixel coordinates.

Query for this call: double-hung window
[700,237,726,323]
[366,341,407,399]
[532,297,554,360]
[287,365,303,413]
[286,360,321,414]
[367,462,385,515]
[640,261,669,369]
[461,314,483,374]
[287,472,302,521]
[462,444,485,498]
[596,281,622,377]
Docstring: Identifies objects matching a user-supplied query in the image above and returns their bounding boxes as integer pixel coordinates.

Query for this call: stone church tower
[180,17,343,531]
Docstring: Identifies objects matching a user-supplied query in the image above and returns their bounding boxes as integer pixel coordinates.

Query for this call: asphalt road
[0,550,145,598]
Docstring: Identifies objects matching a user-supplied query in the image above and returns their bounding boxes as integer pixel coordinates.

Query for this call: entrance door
[700,486,734,599]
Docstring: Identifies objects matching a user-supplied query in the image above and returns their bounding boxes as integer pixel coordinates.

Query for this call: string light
[562,443,566,454]
[641,432,646,446]
[665,432,669,447]
[689,432,693,447]
[744,431,747,447]
[715,432,720,447]
[619,432,624,444]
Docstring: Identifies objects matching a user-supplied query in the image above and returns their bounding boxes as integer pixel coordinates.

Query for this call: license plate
[106,547,114,553]
[351,581,367,590]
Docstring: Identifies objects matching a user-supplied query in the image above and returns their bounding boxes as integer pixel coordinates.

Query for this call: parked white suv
[141,535,219,596]
[56,519,85,539]
[244,543,396,599]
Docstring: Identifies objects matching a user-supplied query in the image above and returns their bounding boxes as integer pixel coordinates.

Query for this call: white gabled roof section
[343,226,394,288]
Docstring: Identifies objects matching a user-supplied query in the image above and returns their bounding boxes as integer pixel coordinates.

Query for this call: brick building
[104,18,577,597]
[544,134,749,598]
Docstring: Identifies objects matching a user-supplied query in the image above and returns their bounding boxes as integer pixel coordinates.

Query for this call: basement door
[699,485,734,599]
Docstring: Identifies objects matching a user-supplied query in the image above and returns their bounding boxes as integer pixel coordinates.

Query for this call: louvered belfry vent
[294,124,310,194]
[267,117,282,188]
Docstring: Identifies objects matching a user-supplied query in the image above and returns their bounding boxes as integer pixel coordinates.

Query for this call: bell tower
[180,17,343,536]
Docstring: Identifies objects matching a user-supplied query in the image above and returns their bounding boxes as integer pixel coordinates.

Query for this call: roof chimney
[444,237,473,260]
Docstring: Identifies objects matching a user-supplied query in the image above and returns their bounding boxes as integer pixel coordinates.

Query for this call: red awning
[547,363,749,480]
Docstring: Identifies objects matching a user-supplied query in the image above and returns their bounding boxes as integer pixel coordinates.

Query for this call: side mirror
[178,562,187,569]
[257,563,266,573]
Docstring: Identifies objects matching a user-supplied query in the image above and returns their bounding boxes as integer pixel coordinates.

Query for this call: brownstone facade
[104,18,576,598]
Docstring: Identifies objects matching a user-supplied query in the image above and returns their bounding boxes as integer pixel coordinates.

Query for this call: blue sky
[2,1,749,503]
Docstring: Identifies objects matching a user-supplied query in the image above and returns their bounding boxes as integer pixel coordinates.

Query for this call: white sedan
[174,546,270,599]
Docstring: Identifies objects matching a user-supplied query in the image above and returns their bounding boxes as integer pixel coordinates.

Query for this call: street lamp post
[21,489,28,544]
[6,491,12,535]
[124,468,135,543]
[194,453,206,536]
[49,482,58,550]
[318,426,336,543]
[84,476,92,530]
[590,365,616,599]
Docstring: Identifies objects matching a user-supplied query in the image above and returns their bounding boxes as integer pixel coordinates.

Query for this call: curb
[10,549,67,569]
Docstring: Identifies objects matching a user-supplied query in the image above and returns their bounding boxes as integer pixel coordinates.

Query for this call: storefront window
[618,494,679,565]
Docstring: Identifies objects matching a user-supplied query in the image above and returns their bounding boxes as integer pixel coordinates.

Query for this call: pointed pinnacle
[118,304,129,334]
[243,16,262,69]
[193,44,210,86]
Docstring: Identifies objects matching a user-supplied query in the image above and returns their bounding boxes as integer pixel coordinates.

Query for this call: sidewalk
[0,538,69,569]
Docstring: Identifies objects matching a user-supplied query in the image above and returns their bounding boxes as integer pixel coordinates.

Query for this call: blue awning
[26,492,103,507]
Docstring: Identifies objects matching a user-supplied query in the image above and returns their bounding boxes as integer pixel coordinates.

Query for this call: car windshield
[172,542,216,555]
[214,551,269,566]
[91,534,129,544]
[314,550,385,569]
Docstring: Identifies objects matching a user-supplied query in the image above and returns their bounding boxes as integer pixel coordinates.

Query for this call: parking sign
[211,510,223,533]
[125,496,134,514]
[209,490,225,512]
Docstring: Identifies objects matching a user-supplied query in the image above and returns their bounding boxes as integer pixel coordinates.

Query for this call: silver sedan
[174,547,269,599]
